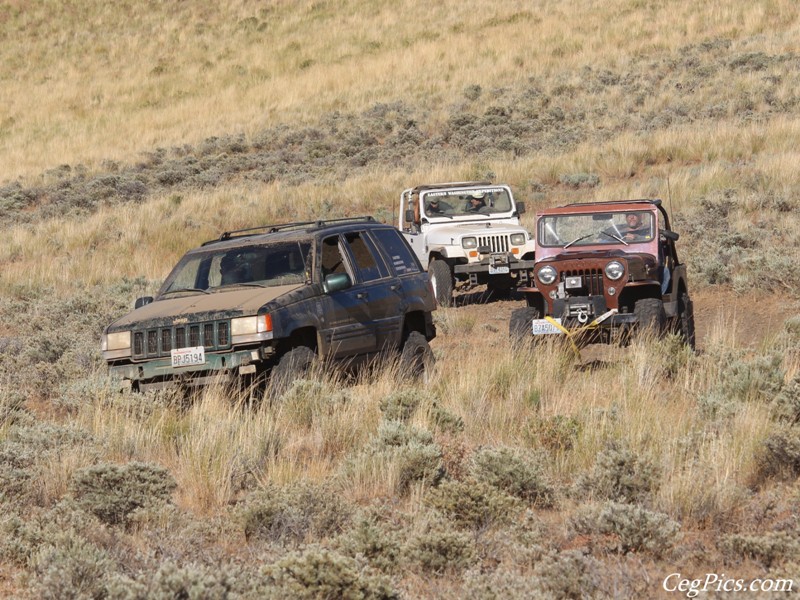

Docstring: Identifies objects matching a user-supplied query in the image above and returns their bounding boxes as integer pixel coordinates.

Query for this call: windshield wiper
[162,287,210,296]
[598,231,629,245]
[564,234,595,249]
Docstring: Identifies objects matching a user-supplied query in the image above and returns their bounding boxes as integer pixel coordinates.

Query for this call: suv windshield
[422,187,513,219]
[160,241,312,295]
[538,211,654,248]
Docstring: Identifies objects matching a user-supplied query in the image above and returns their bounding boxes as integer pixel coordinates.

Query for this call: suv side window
[321,236,350,279]
[344,232,389,282]
[371,228,421,275]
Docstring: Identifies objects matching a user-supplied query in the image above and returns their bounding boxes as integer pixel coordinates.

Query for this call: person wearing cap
[467,192,486,213]
[426,197,451,215]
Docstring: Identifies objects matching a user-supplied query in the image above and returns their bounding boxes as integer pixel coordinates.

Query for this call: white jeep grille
[478,234,510,253]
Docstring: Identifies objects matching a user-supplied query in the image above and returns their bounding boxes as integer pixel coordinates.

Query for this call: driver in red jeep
[622,212,649,241]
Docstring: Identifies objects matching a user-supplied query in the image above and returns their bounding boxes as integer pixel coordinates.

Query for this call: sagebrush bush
[468,446,556,507]
[721,531,800,568]
[107,559,246,600]
[263,546,398,600]
[69,462,177,525]
[573,442,660,504]
[772,375,800,425]
[32,531,116,600]
[238,481,353,545]
[425,479,521,531]
[569,501,680,556]
[428,402,465,434]
[753,428,800,483]
[379,389,423,423]
[335,512,403,573]
[526,414,581,452]
[532,550,603,600]
[401,519,476,575]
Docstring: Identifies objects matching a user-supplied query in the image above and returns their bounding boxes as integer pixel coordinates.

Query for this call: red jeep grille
[561,268,604,296]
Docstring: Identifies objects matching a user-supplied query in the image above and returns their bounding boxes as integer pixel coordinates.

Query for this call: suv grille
[561,268,604,296]
[132,320,232,359]
[478,234,510,253]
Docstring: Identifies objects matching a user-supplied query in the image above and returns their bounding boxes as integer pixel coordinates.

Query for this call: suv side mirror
[660,229,679,242]
[135,296,154,309]
[516,202,526,215]
[323,273,352,294]
[404,209,415,224]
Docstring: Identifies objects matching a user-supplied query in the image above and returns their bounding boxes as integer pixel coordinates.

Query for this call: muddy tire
[271,346,317,394]
[510,307,541,340]
[400,331,434,382]
[678,291,696,350]
[634,298,667,336]
[428,260,453,307]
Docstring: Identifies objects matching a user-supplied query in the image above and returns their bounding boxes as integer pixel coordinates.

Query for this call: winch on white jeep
[397,181,536,306]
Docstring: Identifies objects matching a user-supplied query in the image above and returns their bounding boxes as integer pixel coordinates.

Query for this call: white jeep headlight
[605,260,625,281]
[537,265,557,285]
[461,237,477,249]
[510,233,526,246]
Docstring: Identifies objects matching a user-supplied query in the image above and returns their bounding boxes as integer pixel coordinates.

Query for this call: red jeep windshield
[538,211,654,248]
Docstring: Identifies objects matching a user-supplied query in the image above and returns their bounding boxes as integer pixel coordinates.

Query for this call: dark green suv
[101,217,436,392]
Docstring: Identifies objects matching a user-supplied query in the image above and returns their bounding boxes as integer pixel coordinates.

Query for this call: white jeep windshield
[538,211,654,248]
[160,241,312,295]
[422,187,513,219]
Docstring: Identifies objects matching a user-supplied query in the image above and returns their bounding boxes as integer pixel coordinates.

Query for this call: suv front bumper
[108,347,262,391]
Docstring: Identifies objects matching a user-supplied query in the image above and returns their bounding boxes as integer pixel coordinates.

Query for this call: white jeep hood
[424,220,526,245]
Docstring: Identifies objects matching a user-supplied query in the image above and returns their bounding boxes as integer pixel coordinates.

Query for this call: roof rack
[562,198,662,208]
[201,216,377,245]
[410,181,494,193]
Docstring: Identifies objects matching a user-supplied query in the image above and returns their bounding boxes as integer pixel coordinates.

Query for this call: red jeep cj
[510,199,695,347]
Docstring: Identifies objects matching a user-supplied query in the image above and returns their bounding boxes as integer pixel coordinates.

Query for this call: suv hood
[108,283,304,330]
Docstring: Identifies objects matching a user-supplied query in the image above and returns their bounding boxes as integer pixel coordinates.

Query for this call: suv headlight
[101,330,131,359]
[231,315,273,344]
[461,237,477,249]
[605,261,625,281]
[537,265,557,285]
[510,233,526,246]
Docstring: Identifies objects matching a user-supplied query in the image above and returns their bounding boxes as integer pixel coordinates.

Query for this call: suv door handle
[389,284,399,291]
[356,292,368,299]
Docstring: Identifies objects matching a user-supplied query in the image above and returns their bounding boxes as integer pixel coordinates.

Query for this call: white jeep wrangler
[398,181,537,306]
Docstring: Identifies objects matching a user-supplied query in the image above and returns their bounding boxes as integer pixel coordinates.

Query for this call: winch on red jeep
[510,199,695,347]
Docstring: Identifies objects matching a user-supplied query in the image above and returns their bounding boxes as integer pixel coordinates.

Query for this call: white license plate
[171,346,205,368]
[531,318,563,335]
[489,265,510,274]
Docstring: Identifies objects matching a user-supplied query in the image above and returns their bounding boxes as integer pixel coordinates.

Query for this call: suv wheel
[509,307,541,340]
[428,260,453,307]
[634,298,666,336]
[271,346,317,394]
[679,291,696,349]
[400,331,434,382]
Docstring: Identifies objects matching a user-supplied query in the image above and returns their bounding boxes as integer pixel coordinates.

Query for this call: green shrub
[532,550,603,600]
[369,421,444,492]
[401,520,476,575]
[526,414,581,452]
[754,428,800,482]
[69,462,177,525]
[570,501,680,556]
[335,512,403,573]
[425,479,521,530]
[772,375,800,425]
[32,532,116,600]
[573,442,660,504]
[238,482,353,545]
[107,560,245,600]
[429,402,465,434]
[468,446,556,507]
[721,531,800,568]
[264,546,398,599]
[379,389,422,423]
[559,172,600,188]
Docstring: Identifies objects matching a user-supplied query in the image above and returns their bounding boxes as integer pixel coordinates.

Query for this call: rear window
[370,229,422,275]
